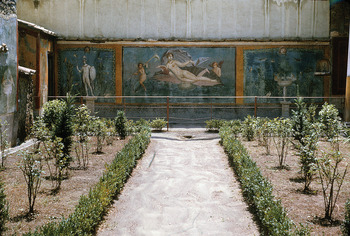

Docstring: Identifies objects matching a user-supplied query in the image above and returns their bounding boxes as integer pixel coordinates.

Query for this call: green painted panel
[244,48,324,103]
[123,47,236,103]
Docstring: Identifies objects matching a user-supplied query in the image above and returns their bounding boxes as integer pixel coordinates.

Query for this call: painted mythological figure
[76,56,96,96]
[133,62,148,92]
[0,47,14,113]
[155,49,223,87]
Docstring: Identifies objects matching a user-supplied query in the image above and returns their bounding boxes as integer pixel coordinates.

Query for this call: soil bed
[2,136,130,235]
[242,138,350,235]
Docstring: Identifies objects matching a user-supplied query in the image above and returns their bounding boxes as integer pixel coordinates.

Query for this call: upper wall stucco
[17,0,330,40]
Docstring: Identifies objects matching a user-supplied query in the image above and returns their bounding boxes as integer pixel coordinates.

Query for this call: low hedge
[343,199,350,236]
[25,127,151,235]
[219,126,308,236]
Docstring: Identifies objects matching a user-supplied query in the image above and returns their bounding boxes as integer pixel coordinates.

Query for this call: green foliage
[73,105,93,168]
[241,115,256,141]
[92,118,108,154]
[291,98,317,146]
[0,181,8,234]
[297,122,322,192]
[115,111,127,140]
[222,119,241,139]
[343,199,350,236]
[291,98,321,192]
[317,149,348,220]
[318,102,343,141]
[205,119,225,132]
[259,118,273,155]
[150,118,167,131]
[42,97,75,170]
[0,119,9,168]
[103,118,116,145]
[271,118,292,167]
[43,137,66,190]
[24,126,151,235]
[18,150,43,214]
[220,126,303,236]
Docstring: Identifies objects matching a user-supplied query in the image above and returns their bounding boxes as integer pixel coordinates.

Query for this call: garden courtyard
[1,100,350,235]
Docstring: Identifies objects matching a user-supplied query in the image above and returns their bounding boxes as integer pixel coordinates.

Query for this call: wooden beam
[344,22,350,121]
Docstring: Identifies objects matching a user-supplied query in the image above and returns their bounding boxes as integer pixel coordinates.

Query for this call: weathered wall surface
[0,0,18,145]
[18,0,329,40]
[56,41,330,107]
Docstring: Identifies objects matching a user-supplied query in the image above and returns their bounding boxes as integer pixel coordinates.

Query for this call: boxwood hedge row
[219,126,308,236]
[24,127,151,236]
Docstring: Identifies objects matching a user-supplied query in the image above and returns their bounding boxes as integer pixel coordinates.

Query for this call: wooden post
[254,96,257,117]
[345,23,350,122]
[167,96,169,131]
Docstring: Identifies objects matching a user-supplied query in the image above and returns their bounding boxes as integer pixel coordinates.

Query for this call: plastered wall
[0,0,18,145]
[56,41,330,104]
[18,0,329,40]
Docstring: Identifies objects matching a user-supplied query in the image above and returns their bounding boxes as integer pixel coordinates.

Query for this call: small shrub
[25,126,151,235]
[0,119,9,168]
[223,120,241,139]
[343,199,350,236]
[205,119,225,132]
[92,118,107,154]
[219,126,301,235]
[104,118,116,145]
[42,97,74,170]
[271,118,292,168]
[297,123,322,192]
[241,115,256,141]
[317,149,348,221]
[18,150,43,214]
[73,104,93,168]
[291,97,317,147]
[0,181,8,233]
[318,102,343,141]
[115,111,127,139]
[150,118,167,131]
[291,98,321,192]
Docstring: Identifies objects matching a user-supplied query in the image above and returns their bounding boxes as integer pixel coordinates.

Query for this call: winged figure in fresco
[154,49,223,87]
[76,56,96,96]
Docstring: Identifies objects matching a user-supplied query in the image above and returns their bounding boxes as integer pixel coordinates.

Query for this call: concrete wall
[17,0,329,40]
[0,0,18,146]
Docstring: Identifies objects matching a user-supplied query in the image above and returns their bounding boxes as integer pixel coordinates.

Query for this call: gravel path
[97,129,259,236]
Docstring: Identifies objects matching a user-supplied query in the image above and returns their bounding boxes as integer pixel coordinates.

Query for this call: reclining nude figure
[163,52,211,83]
[154,49,222,87]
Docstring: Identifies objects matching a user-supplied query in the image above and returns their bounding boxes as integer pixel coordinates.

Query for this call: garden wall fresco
[58,47,115,102]
[122,47,236,103]
[0,16,17,115]
[244,48,324,103]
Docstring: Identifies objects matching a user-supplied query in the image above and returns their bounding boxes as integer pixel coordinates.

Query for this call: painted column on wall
[0,1,17,115]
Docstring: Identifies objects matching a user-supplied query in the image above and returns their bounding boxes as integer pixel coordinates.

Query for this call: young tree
[42,96,74,175]
[18,150,43,215]
[297,123,321,192]
[291,98,321,192]
[115,111,127,140]
[317,148,348,221]
[271,118,292,168]
[73,104,93,168]
[318,102,342,142]
[92,118,107,154]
